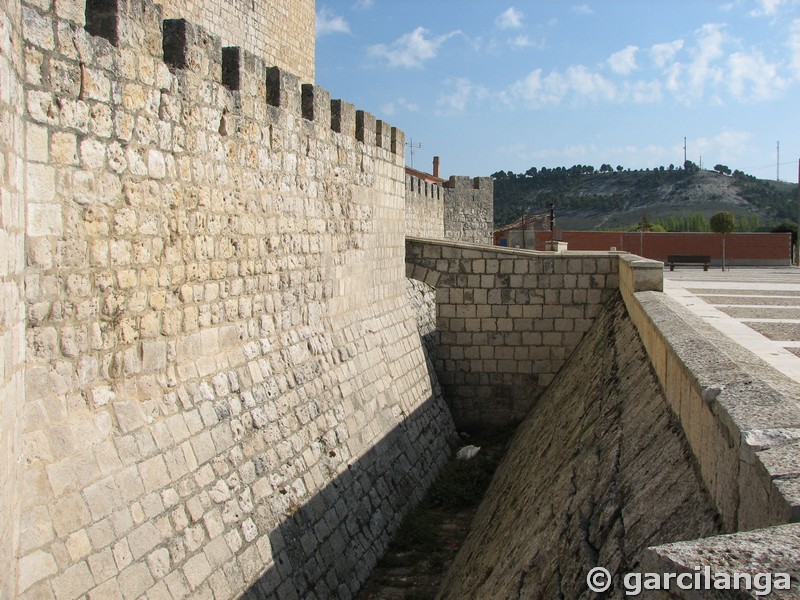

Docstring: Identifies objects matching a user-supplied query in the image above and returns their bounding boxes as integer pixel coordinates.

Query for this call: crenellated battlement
[443,175,493,191]
[23,0,403,161]
[406,173,444,201]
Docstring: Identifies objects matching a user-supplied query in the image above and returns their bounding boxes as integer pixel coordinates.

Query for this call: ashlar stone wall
[406,239,618,430]
[437,295,722,598]
[15,1,453,598]
[404,174,494,245]
[158,0,315,82]
[0,0,27,596]
[442,176,493,245]
[404,173,444,240]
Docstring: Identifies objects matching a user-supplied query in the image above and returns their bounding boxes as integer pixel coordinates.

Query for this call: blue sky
[315,0,800,183]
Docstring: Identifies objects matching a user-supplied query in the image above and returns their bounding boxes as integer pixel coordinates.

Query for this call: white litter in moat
[456,445,481,460]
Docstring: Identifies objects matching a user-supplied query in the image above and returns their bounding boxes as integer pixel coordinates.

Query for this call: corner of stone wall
[641,523,800,598]
[620,272,800,534]
[441,176,494,245]
[1,0,26,596]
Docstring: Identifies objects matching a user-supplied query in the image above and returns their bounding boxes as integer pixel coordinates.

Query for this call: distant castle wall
[10,1,454,598]
[404,174,494,244]
[405,174,445,239]
[443,176,493,245]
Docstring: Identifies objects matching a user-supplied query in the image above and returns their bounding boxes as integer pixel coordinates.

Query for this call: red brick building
[517,231,792,266]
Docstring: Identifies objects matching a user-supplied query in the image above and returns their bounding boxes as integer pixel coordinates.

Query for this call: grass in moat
[355,428,514,600]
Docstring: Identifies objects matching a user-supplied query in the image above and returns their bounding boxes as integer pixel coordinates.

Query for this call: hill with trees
[492,161,797,231]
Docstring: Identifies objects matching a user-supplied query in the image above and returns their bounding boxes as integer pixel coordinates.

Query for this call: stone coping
[621,274,800,531]
[406,236,631,258]
[643,523,800,599]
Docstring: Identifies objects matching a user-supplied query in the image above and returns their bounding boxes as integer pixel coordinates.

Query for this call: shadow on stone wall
[240,353,453,598]
[437,293,724,599]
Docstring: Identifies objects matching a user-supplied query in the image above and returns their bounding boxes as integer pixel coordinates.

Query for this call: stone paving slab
[664,268,800,385]
[717,307,800,320]
[699,295,800,304]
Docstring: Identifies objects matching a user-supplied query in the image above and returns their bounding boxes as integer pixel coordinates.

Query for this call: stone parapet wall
[404,174,444,239]
[159,0,315,83]
[619,254,800,596]
[0,0,26,596]
[438,294,722,598]
[406,238,619,429]
[620,282,800,532]
[43,0,315,82]
[14,1,453,598]
[442,176,493,245]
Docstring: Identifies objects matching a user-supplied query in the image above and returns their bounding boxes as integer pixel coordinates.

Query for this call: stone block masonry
[12,0,454,598]
[404,174,494,245]
[442,176,493,245]
[437,294,722,598]
[406,238,619,430]
[1,0,27,597]
[405,173,445,240]
[158,0,315,83]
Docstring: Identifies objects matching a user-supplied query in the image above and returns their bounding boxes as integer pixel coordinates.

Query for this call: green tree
[710,211,737,271]
[710,211,737,234]
[713,164,732,176]
[772,221,797,246]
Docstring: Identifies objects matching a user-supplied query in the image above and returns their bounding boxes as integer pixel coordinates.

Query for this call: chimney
[433,156,440,179]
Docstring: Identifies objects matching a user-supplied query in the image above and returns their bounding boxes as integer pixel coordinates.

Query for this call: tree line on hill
[492,161,797,231]
[492,160,700,180]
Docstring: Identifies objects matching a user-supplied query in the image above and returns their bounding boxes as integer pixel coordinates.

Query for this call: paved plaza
[663,266,800,383]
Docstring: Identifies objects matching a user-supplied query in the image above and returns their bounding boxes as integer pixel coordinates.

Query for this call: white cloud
[496,142,598,162]
[692,131,753,161]
[727,51,787,100]
[750,0,800,16]
[490,17,793,113]
[572,4,594,15]
[316,8,350,36]
[503,65,617,108]
[509,35,544,49]
[353,0,374,8]
[623,80,663,103]
[436,78,489,114]
[663,62,683,93]
[684,24,727,99]
[789,19,800,77]
[608,45,639,75]
[496,7,524,30]
[649,39,684,68]
[369,27,460,68]
[381,97,420,116]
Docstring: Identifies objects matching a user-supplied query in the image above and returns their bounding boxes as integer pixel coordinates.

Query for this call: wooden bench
[667,255,711,271]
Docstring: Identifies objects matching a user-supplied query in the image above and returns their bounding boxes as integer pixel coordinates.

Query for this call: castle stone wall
[406,239,618,429]
[404,174,493,245]
[404,174,444,239]
[443,176,493,245]
[0,0,26,596]
[438,294,722,598]
[159,0,315,82]
[14,1,453,597]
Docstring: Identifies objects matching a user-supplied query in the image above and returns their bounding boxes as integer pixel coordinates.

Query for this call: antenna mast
[777,141,780,181]
[683,137,687,165]
[406,138,423,169]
